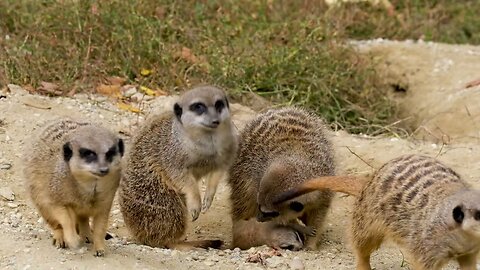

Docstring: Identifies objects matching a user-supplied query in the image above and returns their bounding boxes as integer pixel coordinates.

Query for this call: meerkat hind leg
[182,174,202,221]
[202,170,227,213]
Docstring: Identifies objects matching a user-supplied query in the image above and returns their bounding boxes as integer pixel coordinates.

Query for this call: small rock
[123,87,138,98]
[0,187,15,201]
[112,209,121,215]
[266,256,284,268]
[289,257,304,270]
[204,260,215,266]
[0,163,12,170]
[7,202,18,208]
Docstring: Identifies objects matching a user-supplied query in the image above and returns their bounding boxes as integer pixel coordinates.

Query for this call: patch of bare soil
[1,40,480,270]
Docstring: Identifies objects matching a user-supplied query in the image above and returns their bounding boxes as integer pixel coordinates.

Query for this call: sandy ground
[1,40,480,270]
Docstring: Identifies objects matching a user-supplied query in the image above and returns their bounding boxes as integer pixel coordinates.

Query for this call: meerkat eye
[453,206,465,224]
[189,102,207,115]
[474,210,480,221]
[105,145,118,162]
[79,148,97,163]
[215,100,225,113]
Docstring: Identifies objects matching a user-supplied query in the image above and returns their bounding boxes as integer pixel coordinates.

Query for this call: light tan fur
[119,85,238,249]
[228,107,335,250]
[276,154,480,270]
[232,218,304,251]
[24,118,123,256]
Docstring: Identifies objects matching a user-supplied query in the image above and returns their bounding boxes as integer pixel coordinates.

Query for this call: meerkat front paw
[201,194,214,213]
[53,235,66,249]
[303,226,317,237]
[189,203,201,221]
[94,249,105,257]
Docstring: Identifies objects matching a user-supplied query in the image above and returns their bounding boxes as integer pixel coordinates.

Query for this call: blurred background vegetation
[1,0,479,134]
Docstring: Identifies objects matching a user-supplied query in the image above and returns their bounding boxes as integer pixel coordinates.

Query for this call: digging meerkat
[228,107,335,249]
[274,154,480,270]
[24,118,124,256]
[119,85,238,249]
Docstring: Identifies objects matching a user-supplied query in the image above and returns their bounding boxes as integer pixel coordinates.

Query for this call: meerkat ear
[174,103,182,123]
[118,139,124,157]
[289,201,304,212]
[63,142,73,162]
[453,205,465,224]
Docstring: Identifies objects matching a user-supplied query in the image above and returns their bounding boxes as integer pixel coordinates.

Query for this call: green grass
[1,1,478,135]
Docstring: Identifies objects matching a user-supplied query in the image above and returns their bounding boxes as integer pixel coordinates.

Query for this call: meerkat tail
[167,240,224,250]
[273,175,367,204]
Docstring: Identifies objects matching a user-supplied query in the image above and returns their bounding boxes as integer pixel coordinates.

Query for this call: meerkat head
[268,224,304,251]
[173,85,231,133]
[256,161,306,222]
[63,125,124,182]
[449,190,480,238]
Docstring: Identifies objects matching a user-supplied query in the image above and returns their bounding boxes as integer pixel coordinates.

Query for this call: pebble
[0,187,15,201]
[289,257,305,270]
[7,202,18,208]
[204,260,215,266]
[123,87,138,98]
[112,209,121,215]
[266,256,284,268]
[0,162,12,170]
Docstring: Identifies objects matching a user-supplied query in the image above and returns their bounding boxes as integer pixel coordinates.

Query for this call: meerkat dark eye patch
[453,206,464,224]
[289,201,304,212]
[474,210,480,221]
[105,145,117,162]
[79,148,97,163]
[215,100,225,113]
[63,142,73,161]
[174,103,182,123]
[118,138,124,157]
[189,102,207,115]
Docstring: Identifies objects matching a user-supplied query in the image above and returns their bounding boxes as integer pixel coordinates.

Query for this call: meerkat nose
[99,168,110,176]
[211,120,220,127]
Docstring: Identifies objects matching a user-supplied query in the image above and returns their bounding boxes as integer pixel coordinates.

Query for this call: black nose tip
[211,120,220,127]
[99,168,109,176]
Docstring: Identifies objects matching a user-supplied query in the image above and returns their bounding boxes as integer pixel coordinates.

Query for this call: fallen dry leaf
[117,102,141,113]
[465,78,480,88]
[140,68,153,77]
[20,96,52,110]
[105,76,127,86]
[139,86,168,96]
[245,248,281,266]
[177,47,199,64]
[37,81,62,96]
[96,84,121,97]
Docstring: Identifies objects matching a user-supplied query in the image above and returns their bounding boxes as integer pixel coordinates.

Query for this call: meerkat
[228,107,335,249]
[232,218,304,251]
[274,154,480,270]
[24,118,124,257]
[119,85,238,249]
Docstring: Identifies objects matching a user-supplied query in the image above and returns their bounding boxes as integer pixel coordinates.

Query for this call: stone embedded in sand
[289,257,305,270]
[0,187,15,201]
[0,162,12,170]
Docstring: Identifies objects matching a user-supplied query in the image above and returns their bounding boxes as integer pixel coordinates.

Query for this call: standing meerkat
[228,107,335,249]
[274,154,480,270]
[24,118,124,257]
[119,85,238,249]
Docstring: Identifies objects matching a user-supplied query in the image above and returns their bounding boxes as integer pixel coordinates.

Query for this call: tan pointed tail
[272,175,367,205]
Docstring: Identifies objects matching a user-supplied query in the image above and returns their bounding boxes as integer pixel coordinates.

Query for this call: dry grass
[1,1,477,134]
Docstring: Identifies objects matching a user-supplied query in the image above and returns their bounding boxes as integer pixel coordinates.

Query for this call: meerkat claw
[94,249,105,257]
[201,196,213,213]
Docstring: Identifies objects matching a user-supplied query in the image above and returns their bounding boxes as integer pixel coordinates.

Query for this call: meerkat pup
[24,118,124,257]
[228,107,335,249]
[233,218,304,251]
[274,154,480,270]
[119,85,238,249]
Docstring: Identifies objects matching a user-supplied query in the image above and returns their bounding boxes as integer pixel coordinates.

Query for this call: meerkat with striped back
[274,154,480,270]
[228,107,335,249]
[24,118,124,256]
